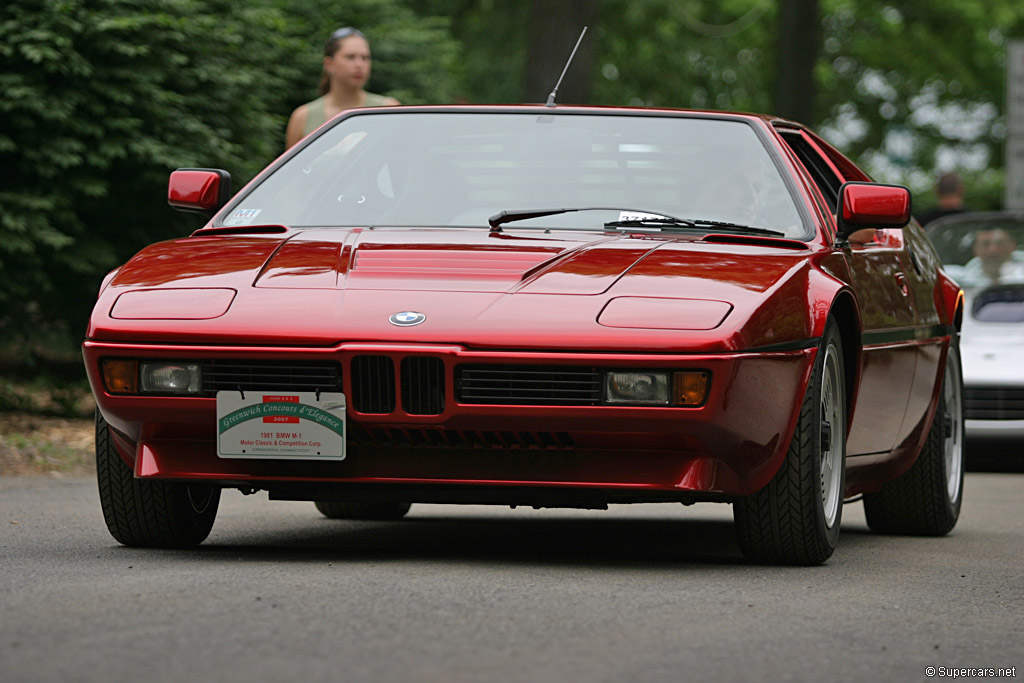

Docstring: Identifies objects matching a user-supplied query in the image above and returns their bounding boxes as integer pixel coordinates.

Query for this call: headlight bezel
[102,359,202,396]
[603,369,710,407]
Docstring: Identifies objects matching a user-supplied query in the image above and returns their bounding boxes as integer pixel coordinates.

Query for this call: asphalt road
[2,472,1021,683]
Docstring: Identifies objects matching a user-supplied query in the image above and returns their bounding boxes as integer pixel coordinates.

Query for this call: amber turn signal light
[102,360,138,394]
[673,371,709,406]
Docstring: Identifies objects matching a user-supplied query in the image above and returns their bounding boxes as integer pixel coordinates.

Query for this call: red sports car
[83,105,965,564]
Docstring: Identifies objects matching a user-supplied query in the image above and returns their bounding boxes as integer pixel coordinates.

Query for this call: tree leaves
[0,0,460,341]
[3,0,1022,344]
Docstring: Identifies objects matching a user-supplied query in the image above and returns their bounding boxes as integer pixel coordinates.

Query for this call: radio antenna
[545,26,588,108]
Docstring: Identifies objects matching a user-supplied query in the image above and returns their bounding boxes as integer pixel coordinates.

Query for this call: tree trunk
[524,0,598,104]
[773,0,819,123]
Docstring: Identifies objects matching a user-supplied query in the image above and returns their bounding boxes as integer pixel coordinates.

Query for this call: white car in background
[927,212,1024,440]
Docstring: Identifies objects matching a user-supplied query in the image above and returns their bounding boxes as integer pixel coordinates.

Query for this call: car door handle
[894,272,909,296]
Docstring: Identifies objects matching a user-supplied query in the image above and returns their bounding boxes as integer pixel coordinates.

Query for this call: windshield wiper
[488,207,684,229]
[607,217,786,237]
[487,207,787,237]
[604,217,698,229]
[686,219,785,237]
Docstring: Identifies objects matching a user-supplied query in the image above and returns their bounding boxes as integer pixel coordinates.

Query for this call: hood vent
[701,234,808,250]
[193,225,290,237]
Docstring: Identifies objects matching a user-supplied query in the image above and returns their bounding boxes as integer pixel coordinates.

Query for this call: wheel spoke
[819,343,843,529]
[943,350,964,503]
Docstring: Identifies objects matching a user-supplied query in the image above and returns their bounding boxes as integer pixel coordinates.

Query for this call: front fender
[934,268,964,331]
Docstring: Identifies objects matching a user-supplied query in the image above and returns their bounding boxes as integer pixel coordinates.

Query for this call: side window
[779,131,842,213]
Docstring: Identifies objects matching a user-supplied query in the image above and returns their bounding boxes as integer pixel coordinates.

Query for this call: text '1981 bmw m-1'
[84,105,965,564]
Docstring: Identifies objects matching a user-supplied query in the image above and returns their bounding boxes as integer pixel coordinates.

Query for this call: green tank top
[303,92,392,134]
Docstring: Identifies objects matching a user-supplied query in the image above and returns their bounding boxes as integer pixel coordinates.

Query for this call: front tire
[96,411,220,547]
[314,501,411,520]
[863,341,964,535]
[734,316,847,565]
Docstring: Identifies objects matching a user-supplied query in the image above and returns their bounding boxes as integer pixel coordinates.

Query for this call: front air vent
[201,360,341,395]
[401,357,445,415]
[457,365,602,406]
[964,387,1024,420]
[351,356,396,414]
[349,427,575,449]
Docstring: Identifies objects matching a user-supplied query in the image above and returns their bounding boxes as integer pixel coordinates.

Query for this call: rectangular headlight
[605,372,670,405]
[139,363,201,394]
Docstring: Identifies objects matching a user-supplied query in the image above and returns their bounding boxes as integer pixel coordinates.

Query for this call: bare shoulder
[285,104,309,149]
[287,103,309,128]
[384,96,400,106]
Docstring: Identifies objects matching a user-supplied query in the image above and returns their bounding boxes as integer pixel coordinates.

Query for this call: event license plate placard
[216,391,346,460]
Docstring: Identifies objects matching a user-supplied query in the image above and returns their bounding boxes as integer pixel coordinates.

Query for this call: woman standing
[285,27,399,149]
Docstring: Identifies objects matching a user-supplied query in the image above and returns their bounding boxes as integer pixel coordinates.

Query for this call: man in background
[961,227,1024,287]
[916,172,967,226]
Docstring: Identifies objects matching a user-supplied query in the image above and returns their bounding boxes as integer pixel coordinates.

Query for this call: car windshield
[929,215,1024,324]
[928,216,1024,290]
[220,112,807,237]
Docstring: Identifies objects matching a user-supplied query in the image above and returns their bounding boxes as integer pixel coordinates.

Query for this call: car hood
[90,227,817,351]
[106,228,662,294]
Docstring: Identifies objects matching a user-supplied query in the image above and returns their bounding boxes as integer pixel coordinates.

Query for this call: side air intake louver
[456,365,602,405]
[201,360,341,395]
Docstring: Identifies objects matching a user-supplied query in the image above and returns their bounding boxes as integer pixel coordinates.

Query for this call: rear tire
[734,316,846,565]
[314,501,411,520]
[863,341,963,535]
[96,411,220,547]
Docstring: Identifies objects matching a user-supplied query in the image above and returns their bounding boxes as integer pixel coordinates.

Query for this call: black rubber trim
[743,337,821,353]
[742,323,953,354]
[861,324,953,346]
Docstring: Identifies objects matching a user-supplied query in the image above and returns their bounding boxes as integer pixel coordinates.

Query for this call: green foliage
[815,0,1024,207]
[409,0,528,104]
[1,0,290,337]
[590,0,776,112]
[269,0,461,107]
[448,0,1024,208]
[3,0,1023,348]
[0,0,459,343]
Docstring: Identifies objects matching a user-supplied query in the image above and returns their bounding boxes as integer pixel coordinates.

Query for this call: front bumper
[963,382,1024,440]
[84,340,815,500]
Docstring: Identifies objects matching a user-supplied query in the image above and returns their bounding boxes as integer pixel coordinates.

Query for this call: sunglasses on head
[329,27,364,41]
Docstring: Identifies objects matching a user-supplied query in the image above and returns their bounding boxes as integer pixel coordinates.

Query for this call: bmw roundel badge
[389,311,426,327]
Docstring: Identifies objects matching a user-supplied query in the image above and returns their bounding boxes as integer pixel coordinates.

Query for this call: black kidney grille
[201,360,341,395]
[457,365,602,405]
[351,356,396,414]
[401,356,445,415]
[964,386,1024,420]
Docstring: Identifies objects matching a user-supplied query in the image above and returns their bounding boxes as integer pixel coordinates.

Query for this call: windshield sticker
[618,211,667,222]
[224,208,261,226]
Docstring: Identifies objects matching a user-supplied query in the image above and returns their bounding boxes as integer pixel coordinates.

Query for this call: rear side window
[780,131,842,213]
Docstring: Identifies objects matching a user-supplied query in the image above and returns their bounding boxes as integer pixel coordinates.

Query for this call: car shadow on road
[182,511,891,569]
